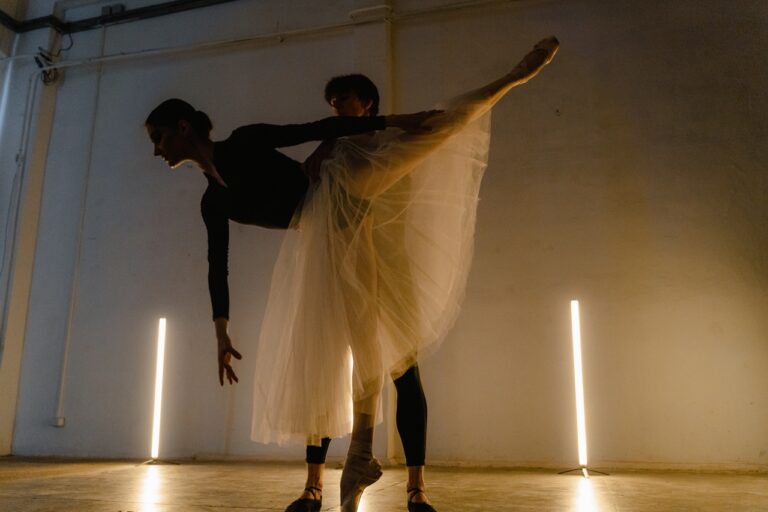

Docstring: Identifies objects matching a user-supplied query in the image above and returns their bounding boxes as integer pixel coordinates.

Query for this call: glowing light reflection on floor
[574,476,599,512]
[139,465,162,512]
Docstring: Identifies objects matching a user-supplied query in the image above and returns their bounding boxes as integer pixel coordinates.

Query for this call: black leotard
[202,116,386,320]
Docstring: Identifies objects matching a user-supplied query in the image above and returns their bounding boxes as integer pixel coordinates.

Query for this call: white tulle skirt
[251,90,494,446]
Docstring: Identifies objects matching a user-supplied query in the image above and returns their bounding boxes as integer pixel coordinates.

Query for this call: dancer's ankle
[347,439,373,460]
[408,487,431,504]
[299,486,322,500]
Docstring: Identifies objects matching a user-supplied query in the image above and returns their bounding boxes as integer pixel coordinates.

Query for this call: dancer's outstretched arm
[340,36,559,198]
[246,111,442,149]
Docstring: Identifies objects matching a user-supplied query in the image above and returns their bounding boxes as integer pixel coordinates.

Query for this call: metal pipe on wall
[20,0,522,76]
[0,63,43,362]
[0,33,24,363]
[0,70,39,360]
[0,0,241,34]
[54,25,108,428]
[0,22,60,452]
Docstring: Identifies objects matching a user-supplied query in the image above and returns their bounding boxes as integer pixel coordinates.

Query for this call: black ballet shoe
[284,486,322,512]
[407,488,438,512]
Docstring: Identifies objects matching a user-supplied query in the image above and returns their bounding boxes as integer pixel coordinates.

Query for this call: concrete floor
[0,458,766,511]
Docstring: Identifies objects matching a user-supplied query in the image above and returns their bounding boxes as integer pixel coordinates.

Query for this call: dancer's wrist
[214,317,228,337]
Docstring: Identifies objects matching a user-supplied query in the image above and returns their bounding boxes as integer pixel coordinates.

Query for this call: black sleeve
[202,190,229,320]
[237,116,387,148]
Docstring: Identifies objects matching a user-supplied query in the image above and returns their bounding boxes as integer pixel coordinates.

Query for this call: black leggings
[305,365,428,466]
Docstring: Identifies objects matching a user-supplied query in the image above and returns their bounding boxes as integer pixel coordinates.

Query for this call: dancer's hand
[385,110,443,133]
[214,318,242,386]
[218,334,242,385]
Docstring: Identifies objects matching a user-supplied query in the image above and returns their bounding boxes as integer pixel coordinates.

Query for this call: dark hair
[324,74,380,116]
[145,98,213,139]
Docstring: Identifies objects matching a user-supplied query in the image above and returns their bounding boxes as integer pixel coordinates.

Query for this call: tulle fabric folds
[252,94,492,445]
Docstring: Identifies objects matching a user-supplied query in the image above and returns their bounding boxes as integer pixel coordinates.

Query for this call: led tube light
[570,300,588,469]
[151,318,167,460]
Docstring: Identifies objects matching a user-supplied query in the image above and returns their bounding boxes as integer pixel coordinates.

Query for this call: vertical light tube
[570,300,588,468]
[151,318,167,460]
[348,348,355,427]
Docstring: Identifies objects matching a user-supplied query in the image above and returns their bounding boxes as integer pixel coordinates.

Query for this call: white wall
[395,0,768,469]
[1,0,767,469]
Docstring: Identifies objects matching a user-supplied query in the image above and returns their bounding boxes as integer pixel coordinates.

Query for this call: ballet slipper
[534,36,560,64]
[519,36,560,76]
[407,488,438,512]
[284,486,321,512]
[339,455,382,512]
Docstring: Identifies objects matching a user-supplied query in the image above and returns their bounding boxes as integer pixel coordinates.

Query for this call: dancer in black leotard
[145,100,438,386]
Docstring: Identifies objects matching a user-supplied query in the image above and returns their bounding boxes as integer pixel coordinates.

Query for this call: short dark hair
[324,74,380,116]
[145,98,213,139]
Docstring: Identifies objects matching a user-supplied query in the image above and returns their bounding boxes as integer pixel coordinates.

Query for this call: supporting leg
[394,365,427,468]
[285,438,330,512]
[339,220,384,512]
[406,466,438,511]
[340,401,383,512]
[395,365,436,510]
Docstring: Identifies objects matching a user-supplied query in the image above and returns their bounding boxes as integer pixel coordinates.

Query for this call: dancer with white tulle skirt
[145,96,438,387]
[252,37,560,512]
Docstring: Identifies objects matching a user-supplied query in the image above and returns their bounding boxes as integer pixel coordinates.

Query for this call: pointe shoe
[284,486,321,512]
[533,36,560,65]
[510,36,559,83]
[340,456,383,512]
[407,488,438,512]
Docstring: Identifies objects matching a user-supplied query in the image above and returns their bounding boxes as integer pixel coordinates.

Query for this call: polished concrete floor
[0,458,766,511]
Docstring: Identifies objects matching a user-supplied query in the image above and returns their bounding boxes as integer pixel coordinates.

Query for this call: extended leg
[344,36,560,199]
[451,35,560,122]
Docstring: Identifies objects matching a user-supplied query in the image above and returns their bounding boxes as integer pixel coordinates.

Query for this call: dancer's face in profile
[146,122,191,169]
[328,91,372,117]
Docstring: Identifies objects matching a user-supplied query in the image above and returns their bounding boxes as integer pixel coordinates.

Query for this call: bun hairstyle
[324,74,380,116]
[145,98,213,138]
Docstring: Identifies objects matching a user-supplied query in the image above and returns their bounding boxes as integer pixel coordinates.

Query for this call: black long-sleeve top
[202,115,386,320]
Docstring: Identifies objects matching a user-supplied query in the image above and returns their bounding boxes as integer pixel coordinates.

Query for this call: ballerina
[145,99,439,387]
[251,36,560,512]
